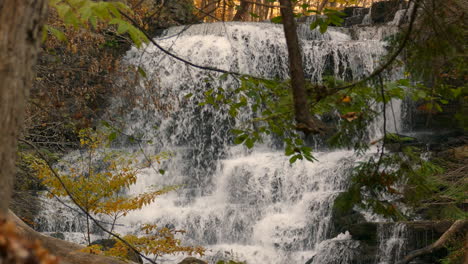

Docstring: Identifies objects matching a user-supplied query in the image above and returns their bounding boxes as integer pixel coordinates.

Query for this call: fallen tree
[397,219,468,264]
[8,210,135,264]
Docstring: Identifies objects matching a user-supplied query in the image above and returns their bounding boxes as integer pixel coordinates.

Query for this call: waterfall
[377,223,408,264]
[37,16,410,264]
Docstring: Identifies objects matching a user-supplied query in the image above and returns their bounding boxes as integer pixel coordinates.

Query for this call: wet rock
[348,222,378,245]
[90,239,143,264]
[49,232,65,240]
[343,7,370,27]
[178,257,207,264]
[330,208,367,237]
[343,7,368,18]
[410,130,465,151]
[384,133,423,152]
[344,16,365,27]
[370,1,402,24]
[165,0,199,25]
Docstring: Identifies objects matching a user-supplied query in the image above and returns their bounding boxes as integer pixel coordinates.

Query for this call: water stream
[37,13,412,264]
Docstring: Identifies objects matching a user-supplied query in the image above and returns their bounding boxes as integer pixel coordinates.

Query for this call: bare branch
[331,0,421,92]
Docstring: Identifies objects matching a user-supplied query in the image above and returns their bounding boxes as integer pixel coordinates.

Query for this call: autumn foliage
[0,219,59,264]
[28,128,204,261]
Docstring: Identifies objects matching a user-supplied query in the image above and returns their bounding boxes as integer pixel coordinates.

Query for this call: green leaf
[310,19,321,30]
[42,26,48,42]
[234,134,248,145]
[434,102,443,112]
[416,90,427,99]
[47,26,67,42]
[271,16,283,24]
[219,73,229,80]
[285,146,295,156]
[158,169,165,175]
[64,11,81,28]
[108,131,117,142]
[249,12,260,18]
[289,154,302,164]
[89,15,98,29]
[137,66,147,78]
[229,106,238,118]
[319,23,328,34]
[101,120,111,128]
[451,87,462,98]
[231,129,244,135]
[55,4,71,19]
[245,138,254,149]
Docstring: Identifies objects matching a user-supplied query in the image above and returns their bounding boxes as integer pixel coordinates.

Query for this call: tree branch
[331,0,421,92]
[243,0,284,9]
[20,139,158,264]
[397,220,468,264]
[279,0,328,134]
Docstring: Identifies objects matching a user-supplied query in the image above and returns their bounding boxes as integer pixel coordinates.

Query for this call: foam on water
[38,16,409,263]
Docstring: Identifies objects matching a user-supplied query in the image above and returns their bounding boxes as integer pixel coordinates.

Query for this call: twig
[371,75,387,178]
[20,139,159,264]
[328,0,421,93]
[118,11,268,81]
[242,0,284,9]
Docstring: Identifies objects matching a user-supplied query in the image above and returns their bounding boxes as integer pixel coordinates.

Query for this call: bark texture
[9,210,135,264]
[278,0,327,134]
[233,0,251,21]
[0,0,48,217]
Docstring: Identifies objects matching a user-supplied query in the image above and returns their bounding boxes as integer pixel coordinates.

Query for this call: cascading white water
[37,17,410,264]
[377,223,408,264]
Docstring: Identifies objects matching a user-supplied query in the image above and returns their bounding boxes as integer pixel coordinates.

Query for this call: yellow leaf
[341,96,352,103]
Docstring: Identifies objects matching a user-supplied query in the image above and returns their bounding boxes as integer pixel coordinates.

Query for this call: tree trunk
[233,0,251,21]
[0,0,48,218]
[278,0,327,134]
[397,220,468,264]
[317,0,330,13]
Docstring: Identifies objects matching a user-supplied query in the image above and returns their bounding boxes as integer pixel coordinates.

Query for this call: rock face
[343,7,369,26]
[342,0,410,27]
[370,0,403,24]
[330,206,367,238]
[156,0,199,29]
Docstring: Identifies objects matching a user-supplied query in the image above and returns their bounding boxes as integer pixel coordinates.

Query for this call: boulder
[348,222,378,245]
[91,239,143,264]
[178,257,208,264]
[384,133,422,152]
[49,232,65,240]
[330,207,367,237]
